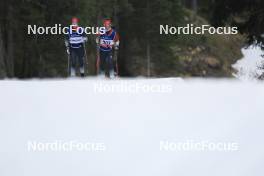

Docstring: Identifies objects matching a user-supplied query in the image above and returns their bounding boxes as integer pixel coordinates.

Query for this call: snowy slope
[0,78,264,176]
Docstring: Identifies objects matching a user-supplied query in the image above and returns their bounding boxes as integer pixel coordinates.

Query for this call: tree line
[0,0,263,78]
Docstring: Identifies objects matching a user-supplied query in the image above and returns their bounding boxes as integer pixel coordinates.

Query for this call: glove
[95,37,99,44]
[65,40,69,47]
[114,45,119,50]
[114,41,120,50]
[66,48,70,54]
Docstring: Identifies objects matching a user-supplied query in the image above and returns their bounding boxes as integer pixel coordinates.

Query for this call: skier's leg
[78,47,85,77]
[99,51,106,76]
[104,52,111,78]
[113,59,117,75]
[70,49,77,77]
[113,50,119,76]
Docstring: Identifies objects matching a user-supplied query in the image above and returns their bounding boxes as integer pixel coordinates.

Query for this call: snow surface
[0,78,264,176]
[233,46,264,81]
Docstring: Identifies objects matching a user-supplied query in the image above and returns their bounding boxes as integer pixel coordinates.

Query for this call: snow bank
[233,46,264,81]
[0,78,264,176]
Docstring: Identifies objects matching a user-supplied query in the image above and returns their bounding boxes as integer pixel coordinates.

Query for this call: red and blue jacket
[99,29,120,52]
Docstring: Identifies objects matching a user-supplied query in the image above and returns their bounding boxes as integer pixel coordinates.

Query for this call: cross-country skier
[65,17,88,77]
[96,19,120,78]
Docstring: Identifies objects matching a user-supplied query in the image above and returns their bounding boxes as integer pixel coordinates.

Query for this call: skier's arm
[113,33,120,63]
[95,34,101,47]
[114,33,120,50]
[81,28,88,43]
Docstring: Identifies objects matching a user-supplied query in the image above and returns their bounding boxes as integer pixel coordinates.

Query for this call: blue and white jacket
[66,26,87,49]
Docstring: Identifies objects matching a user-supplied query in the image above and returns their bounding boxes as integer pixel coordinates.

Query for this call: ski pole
[67,52,71,76]
[83,42,88,75]
[113,49,119,76]
[66,47,71,76]
[96,38,100,75]
[65,40,71,77]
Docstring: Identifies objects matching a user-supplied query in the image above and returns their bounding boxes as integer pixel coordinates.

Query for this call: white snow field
[0,78,264,176]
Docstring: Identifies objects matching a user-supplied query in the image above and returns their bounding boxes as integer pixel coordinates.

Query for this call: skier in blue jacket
[65,17,87,77]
